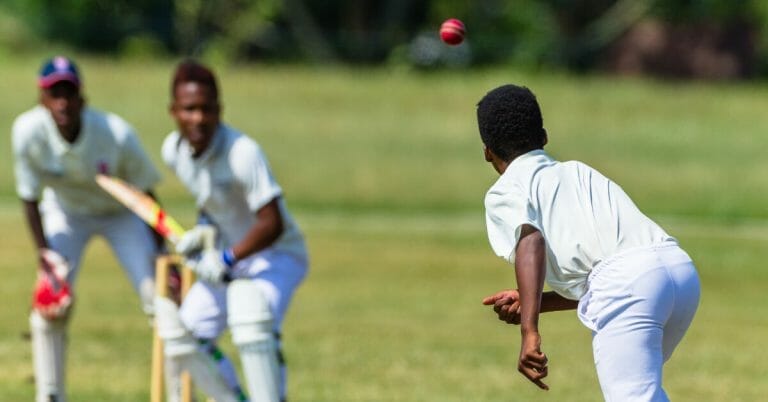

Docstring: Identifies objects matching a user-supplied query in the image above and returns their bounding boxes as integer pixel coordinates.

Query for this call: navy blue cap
[38,56,81,89]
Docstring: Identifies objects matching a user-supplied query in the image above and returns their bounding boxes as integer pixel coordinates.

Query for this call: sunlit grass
[0,58,766,400]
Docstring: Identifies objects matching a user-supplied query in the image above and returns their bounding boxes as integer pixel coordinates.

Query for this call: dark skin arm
[514,224,550,390]
[482,225,551,390]
[229,198,284,261]
[22,199,48,251]
[22,199,55,273]
[482,290,578,324]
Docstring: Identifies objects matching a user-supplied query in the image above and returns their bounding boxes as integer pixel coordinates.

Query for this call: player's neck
[58,123,81,144]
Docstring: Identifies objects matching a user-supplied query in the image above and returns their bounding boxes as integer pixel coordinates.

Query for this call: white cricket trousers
[577,241,700,402]
[41,200,158,314]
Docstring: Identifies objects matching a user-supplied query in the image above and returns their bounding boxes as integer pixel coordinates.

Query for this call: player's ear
[542,129,548,146]
[38,87,50,105]
[484,146,493,162]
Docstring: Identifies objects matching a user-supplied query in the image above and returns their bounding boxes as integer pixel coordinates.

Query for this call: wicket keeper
[12,56,163,402]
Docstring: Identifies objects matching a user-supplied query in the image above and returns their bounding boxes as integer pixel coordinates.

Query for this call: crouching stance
[14,57,162,402]
[157,60,308,402]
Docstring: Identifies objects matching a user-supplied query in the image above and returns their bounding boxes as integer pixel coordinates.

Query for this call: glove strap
[221,248,237,268]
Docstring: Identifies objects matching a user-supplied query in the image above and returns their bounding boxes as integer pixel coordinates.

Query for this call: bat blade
[95,174,186,243]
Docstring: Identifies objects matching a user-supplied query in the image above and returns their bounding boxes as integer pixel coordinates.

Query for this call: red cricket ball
[440,18,466,46]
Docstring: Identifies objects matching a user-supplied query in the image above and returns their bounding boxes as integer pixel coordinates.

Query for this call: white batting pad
[155,296,239,402]
[178,353,240,402]
[140,277,156,316]
[154,296,197,356]
[30,311,67,402]
[228,280,280,402]
[163,354,182,402]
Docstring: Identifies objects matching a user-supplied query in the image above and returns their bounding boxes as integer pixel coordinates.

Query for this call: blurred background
[2,0,768,79]
[1,1,768,401]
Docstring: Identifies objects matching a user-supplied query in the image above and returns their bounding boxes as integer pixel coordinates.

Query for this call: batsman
[156,60,308,402]
[12,56,163,402]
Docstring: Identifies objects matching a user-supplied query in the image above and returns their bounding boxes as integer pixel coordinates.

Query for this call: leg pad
[228,280,280,402]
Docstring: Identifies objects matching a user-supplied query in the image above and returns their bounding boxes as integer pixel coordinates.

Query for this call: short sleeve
[118,128,161,191]
[161,132,181,169]
[231,139,283,212]
[12,116,43,201]
[484,182,538,263]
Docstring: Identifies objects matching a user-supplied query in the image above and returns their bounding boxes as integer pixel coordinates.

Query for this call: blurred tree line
[2,0,768,79]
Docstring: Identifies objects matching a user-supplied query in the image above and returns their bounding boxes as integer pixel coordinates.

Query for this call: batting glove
[33,249,73,320]
[175,225,216,255]
[187,249,236,284]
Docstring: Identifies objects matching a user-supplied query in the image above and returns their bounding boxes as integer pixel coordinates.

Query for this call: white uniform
[13,105,161,312]
[485,149,700,401]
[162,124,308,398]
[13,105,161,402]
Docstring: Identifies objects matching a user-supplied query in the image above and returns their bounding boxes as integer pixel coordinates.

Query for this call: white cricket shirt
[162,124,306,259]
[484,149,674,300]
[12,105,161,215]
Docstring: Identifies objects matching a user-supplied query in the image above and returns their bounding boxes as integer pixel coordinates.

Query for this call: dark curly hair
[476,84,546,161]
[171,59,219,100]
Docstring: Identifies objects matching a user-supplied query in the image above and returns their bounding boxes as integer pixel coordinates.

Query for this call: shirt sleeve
[161,132,180,169]
[12,117,43,201]
[119,129,161,191]
[232,139,283,212]
[484,182,538,263]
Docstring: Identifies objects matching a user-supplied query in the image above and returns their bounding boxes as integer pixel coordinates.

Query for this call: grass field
[1,55,767,401]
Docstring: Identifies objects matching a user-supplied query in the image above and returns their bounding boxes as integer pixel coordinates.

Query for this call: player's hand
[34,249,74,320]
[518,332,549,390]
[175,225,216,255]
[186,249,229,284]
[482,289,522,325]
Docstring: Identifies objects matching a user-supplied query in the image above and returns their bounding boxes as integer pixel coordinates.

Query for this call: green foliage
[652,0,758,21]
[2,0,173,53]
[119,35,169,60]
[427,0,560,66]
[3,0,768,75]
[0,6,41,55]
[174,0,286,61]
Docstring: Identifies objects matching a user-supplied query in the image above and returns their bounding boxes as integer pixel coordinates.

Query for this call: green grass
[1,56,767,401]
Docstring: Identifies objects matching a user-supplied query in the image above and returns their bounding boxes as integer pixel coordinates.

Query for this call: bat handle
[168,234,181,245]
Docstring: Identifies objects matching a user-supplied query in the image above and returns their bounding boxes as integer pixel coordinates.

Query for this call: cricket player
[477,84,701,401]
[155,60,308,402]
[12,56,162,402]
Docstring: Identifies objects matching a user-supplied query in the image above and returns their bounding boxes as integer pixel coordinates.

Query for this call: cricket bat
[97,175,215,401]
[95,174,186,244]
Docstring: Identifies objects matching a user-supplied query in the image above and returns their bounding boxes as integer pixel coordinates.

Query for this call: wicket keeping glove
[175,225,216,255]
[33,249,73,320]
[187,249,236,284]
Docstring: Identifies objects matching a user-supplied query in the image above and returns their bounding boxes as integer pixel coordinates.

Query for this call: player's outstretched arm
[541,292,579,312]
[483,290,578,325]
[514,224,549,391]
